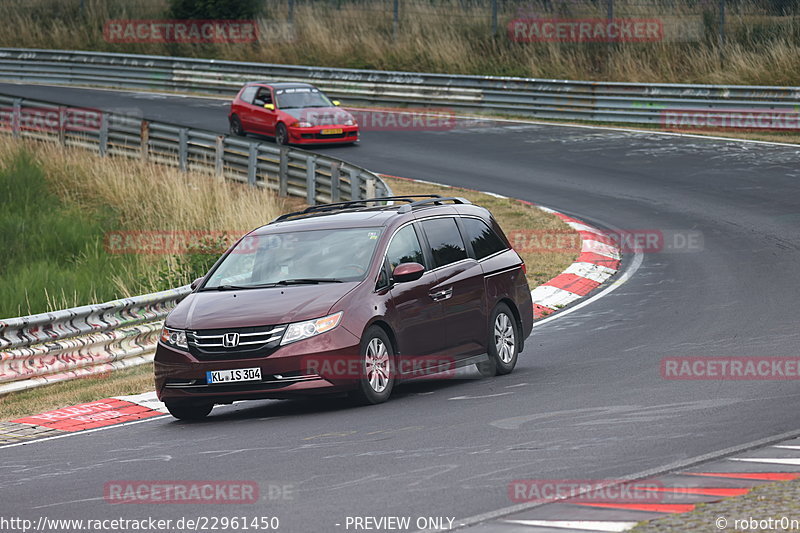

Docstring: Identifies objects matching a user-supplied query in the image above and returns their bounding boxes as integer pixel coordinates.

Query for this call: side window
[240,86,258,104]
[461,217,508,260]
[254,87,273,106]
[420,218,468,268]
[386,225,425,270]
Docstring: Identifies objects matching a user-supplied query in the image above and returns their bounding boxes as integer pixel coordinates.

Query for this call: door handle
[429,287,453,301]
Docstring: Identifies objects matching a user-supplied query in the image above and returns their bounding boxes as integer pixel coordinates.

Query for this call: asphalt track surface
[1,83,800,531]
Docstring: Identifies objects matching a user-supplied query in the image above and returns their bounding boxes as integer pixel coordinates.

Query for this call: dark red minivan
[155,196,533,419]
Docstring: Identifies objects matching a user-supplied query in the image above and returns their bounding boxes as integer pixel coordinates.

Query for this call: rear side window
[240,86,258,104]
[420,218,468,268]
[461,217,508,259]
[386,225,425,269]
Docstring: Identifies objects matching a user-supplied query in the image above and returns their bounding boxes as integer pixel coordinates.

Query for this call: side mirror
[190,277,203,290]
[392,262,425,283]
[264,103,275,111]
[332,100,341,106]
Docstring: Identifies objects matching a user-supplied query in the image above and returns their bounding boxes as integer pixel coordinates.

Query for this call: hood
[284,107,354,126]
[167,282,358,330]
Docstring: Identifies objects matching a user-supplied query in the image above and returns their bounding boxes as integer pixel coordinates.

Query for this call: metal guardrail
[0,287,190,395]
[1,48,798,127]
[0,93,389,204]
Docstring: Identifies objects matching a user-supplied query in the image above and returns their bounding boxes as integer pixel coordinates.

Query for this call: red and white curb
[483,436,800,532]
[531,207,621,319]
[1,392,166,444]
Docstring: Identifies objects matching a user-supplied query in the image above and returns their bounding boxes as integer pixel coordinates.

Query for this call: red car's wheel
[229,115,245,137]
[275,123,288,145]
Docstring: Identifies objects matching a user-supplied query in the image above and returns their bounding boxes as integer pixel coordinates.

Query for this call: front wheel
[275,123,288,145]
[165,401,213,420]
[229,115,245,136]
[477,303,519,377]
[349,326,395,405]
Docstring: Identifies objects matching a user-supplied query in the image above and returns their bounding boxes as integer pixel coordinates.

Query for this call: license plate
[321,128,343,135]
[206,367,262,384]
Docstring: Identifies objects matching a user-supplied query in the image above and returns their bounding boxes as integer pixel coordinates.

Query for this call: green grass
[0,150,149,318]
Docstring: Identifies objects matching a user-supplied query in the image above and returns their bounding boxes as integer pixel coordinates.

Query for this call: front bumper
[288,125,359,144]
[154,325,362,404]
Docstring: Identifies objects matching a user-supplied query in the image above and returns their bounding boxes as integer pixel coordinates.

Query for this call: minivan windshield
[202,227,383,290]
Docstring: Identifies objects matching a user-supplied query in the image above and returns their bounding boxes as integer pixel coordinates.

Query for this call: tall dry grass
[0,0,797,84]
[0,135,290,314]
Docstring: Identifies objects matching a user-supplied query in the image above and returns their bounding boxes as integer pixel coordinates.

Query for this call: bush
[167,0,262,20]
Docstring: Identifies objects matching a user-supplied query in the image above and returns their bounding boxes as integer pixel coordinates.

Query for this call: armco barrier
[0,93,390,204]
[1,48,799,128]
[0,286,191,395]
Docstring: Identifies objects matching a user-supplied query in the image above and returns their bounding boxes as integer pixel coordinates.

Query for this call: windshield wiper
[200,283,278,291]
[274,278,343,285]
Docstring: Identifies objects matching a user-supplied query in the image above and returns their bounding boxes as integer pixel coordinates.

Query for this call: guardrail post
[178,128,188,172]
[140,120,150,162]
[279,147,289,197]
[58,106,66,145]
[306,155,317,204]
[99,112,109,156]
[366,176,377,199]
[215,135,224,178]
[247,142,258,186]
[11,98,21,138]
[349,168,360,201]
[330,162,341,202]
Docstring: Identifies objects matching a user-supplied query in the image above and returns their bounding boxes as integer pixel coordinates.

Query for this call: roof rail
[396,197,471,213]
[271,195,443,223]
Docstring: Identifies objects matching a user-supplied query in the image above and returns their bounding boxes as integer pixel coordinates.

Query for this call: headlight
[281,312,343,346]
[160,327,188,350]
[344,119,355,126]
[293,121,313,128]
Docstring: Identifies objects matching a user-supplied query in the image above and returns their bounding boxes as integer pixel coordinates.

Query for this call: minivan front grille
[187,325,286,360]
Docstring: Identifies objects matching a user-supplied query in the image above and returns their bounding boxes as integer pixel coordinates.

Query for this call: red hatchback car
[228,81,359,145]
[154,196,533,419]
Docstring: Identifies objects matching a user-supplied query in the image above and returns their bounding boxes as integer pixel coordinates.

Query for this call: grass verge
[0,136,295,317]
[0,364,155,422]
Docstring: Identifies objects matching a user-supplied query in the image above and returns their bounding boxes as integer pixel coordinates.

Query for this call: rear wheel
[349,326,395,405]
[477,303,519,377]
[229,115,245,136]
[275,123,288,145]
[165,401,213,420]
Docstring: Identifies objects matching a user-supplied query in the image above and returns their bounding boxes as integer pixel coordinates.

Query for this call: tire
[165,401,213,420]
[229,115,245,136]
[349,326,395,405]
[477,303,519,377]
[275,123,288,146]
